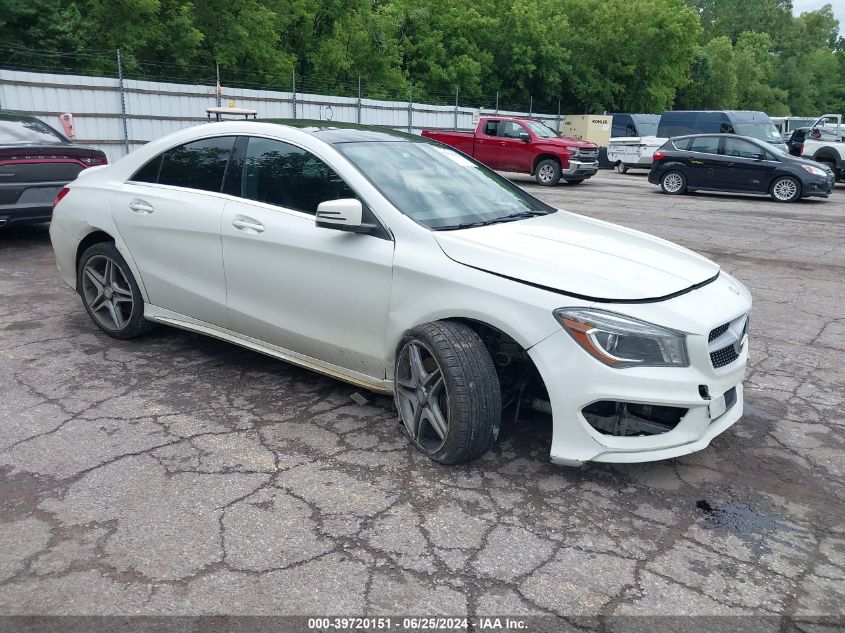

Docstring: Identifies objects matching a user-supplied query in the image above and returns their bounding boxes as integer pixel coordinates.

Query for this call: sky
[791,0,845,28]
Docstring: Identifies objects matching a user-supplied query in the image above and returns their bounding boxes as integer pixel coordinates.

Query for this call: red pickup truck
[422,116,599,186]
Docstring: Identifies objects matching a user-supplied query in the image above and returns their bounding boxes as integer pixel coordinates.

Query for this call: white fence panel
[0,68,563,163]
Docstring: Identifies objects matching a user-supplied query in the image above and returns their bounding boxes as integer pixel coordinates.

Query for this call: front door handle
[232,217,265,233]
[128,200,154,214]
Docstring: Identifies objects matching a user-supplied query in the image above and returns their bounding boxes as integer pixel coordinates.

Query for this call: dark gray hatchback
[648,133,835,203]
[0,112,107,227]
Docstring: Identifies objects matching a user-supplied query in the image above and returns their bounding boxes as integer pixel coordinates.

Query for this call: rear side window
[689,137,720,154]
[240,137,356,215]
[154,136,236,192]
[672,138,692,150]
[0,116,66,145]
[483,120,500,136]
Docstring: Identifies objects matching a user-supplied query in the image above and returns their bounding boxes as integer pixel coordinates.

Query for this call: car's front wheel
[535,159,561,186]
[394,321,501,464]
[770,176,801,203]
[660,170,687,195]
[77,242,153,339]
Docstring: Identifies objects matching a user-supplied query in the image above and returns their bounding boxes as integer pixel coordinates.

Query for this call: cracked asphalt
[0,170,843,621]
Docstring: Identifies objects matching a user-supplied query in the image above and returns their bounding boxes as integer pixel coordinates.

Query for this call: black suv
[0,112,107,227]
[648,134,835,202]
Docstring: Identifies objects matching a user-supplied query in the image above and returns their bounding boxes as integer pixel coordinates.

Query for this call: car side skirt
[144,305,394,395]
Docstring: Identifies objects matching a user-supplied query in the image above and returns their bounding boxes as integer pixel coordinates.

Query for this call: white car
[49,121,751,466]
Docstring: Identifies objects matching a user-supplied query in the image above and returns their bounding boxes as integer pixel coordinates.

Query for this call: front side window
[689,137,720,154]
[337,139,554,230]
[499,122,527,139]
[523,120,558,138]
[241,137,355,214]
[140,136,236,192]
[723,138,761,159]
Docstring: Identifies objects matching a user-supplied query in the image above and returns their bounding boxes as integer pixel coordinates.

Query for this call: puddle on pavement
[695,499,802,555]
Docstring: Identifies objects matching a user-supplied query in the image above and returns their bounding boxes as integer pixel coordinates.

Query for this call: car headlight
[566,146,580,152]
[801,164,827,177]
[553,308,689,368]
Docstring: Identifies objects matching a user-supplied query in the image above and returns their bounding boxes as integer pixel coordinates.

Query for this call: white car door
[220,136,394,379]
[111,136,237,327]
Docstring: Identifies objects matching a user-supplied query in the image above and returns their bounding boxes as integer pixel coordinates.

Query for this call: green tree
[734,31,789,113]
[676,36,738,109]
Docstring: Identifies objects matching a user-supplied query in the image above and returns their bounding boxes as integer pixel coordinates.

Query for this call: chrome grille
[707,314,748,369]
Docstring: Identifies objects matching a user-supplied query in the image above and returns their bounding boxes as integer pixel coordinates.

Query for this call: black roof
[256,119,425,144]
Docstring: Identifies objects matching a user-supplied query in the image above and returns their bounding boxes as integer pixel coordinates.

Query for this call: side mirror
[752,153,765,161]
[315,198,377,234]
[518,132,530,143]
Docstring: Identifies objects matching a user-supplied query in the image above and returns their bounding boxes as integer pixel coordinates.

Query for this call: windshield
[523,120,559,138]
[733,122,783,144]
[634,120,659,136]
[337,140,554,230]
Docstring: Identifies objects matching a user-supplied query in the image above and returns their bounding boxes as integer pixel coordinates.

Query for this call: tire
[394,321,501,465]
[770,175,801,203]
[534,158,561,186]
[77,242,154,339]
[616,163,629,174]
[660,170,687,195]
[562,178,585,185]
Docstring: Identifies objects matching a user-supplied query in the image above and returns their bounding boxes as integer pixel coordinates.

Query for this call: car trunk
[0,145,106,207]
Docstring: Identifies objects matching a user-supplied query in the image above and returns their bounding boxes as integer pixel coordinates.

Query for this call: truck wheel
[660,171,686,195]
[770,176,801,202]
[535,159,561,186]
[562,178,585,185]
[394,321,501,465]
[616,163,629,174]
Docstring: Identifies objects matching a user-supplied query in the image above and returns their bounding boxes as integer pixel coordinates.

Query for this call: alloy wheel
[537,164,556,183]
[81,255,134,331]
[662,172,684,193]
[773,178,798,201]
[395,341,450,453]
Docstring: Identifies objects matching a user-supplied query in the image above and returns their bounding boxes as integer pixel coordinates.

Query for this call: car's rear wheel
[77,242,153,339]
[770,176,801,203]
[535,159,561,186]
[616,163,629,174]
[660,170,686,195]
[394,321,501,464]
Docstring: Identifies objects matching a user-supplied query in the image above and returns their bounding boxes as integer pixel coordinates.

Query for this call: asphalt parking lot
[1,169,843,622]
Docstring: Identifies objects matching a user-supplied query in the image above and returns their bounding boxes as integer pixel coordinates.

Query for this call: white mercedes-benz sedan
[49,120,751,466]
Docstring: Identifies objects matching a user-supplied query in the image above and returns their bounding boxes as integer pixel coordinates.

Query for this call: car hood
[434,212,720,301]
[541,136,597,149]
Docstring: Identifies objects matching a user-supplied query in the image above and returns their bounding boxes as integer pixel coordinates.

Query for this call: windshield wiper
[433,210,545,231]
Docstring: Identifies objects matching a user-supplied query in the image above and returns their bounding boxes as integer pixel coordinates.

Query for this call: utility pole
[454,84,460,130]
[495,91,499,115]
[116,49,129,155]
[408,83,413,134]
[215,63,222,108]
[292,70,297,119]
[357,76,362,124]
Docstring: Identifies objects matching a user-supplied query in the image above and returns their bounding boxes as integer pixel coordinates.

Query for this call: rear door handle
[232,217,265,233]
[128,200,154,214]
